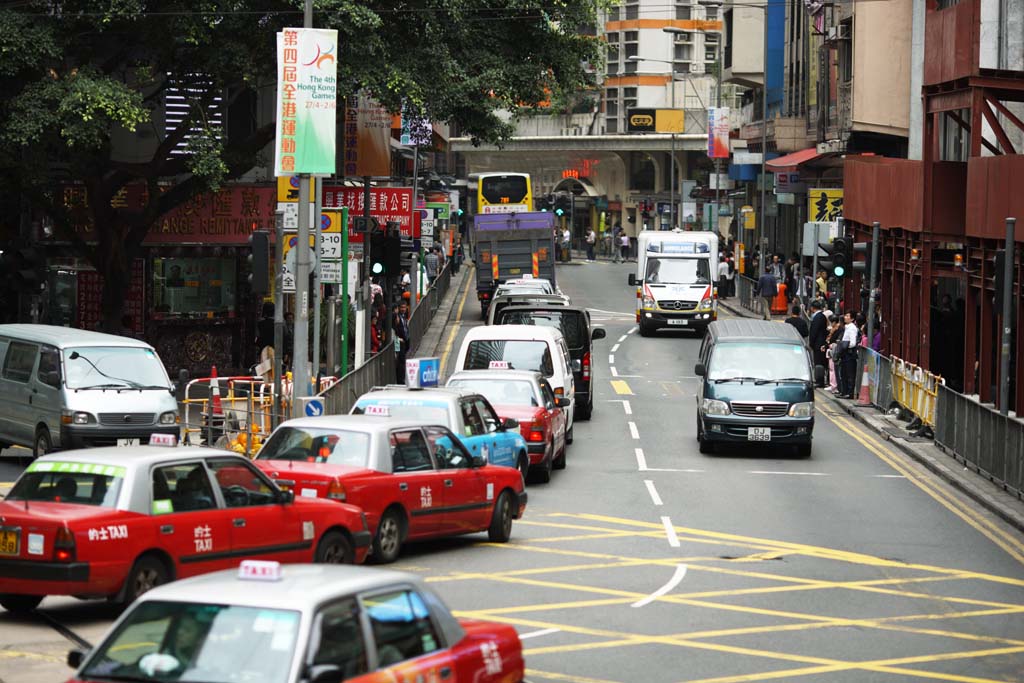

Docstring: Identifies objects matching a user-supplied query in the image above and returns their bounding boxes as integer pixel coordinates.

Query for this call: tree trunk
[99,254,131,334]
[91,200,138,334]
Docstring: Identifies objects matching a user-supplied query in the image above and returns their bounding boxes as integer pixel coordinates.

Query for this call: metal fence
[320,344,396,416]
[408,261,450,355]
[735,275,761,316]
[934,385,1024,500]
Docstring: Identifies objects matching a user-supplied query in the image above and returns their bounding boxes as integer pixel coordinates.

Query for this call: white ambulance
[627,230,719,336]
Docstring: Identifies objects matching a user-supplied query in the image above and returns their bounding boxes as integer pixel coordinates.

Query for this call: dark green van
[694,320,821,457]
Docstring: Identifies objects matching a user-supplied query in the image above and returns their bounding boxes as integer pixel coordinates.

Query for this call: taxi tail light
[582,352,591,381]
[326,479,346,501]
[525,419,546,442]
[54,527,76,562]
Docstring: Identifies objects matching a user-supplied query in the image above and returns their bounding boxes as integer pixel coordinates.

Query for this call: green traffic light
[372,262,384,275]
[555,208,564,216]
[833,265,845,277]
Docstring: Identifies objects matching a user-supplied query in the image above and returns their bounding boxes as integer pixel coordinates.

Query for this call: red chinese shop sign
[323,185,419,239]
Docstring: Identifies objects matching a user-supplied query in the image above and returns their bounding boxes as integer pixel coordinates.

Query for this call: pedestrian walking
[561,227,572,263]
[619,232,630,263]
[716,257,730,299]
[754,265,778,321]
[827,317,843,392]
[423,248,439,287]
[808,300,829,386]
[612,224,623,263]
[393,300,410,384]
[585,228,596,261]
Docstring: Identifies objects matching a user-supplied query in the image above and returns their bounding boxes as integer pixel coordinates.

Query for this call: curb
[721,291,1024,531]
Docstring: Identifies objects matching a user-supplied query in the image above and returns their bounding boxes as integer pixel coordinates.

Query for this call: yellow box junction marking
[610,380,633,395]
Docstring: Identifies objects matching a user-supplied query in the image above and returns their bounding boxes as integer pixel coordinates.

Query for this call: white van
[454,325,577,442]
[0,325,179,456]
[628,230,719,336]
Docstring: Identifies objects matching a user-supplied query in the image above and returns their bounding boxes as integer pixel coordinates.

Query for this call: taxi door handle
[444,479,453,487]
[440,666,452,679]
[398,482,408,491]
[160,525,174,535]
[233,518,246,528]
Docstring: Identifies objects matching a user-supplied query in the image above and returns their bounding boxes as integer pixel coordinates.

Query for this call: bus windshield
[644,257,711,285]
[480,175,528,205]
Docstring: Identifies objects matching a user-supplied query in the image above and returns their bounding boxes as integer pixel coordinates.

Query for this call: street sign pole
[273,210,284,429]
[1000,216,1015,416]
[340,206,349,376]
[312,176,323,386]
[292,175,311,416]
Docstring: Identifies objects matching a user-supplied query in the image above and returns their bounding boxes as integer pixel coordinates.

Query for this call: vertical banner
[342,93,392,177]
[707,107,730,159]
[275,28,338,176]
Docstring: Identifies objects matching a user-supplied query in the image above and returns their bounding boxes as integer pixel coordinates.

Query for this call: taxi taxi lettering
[481,641,503,674]
[193,525,213,552]
[420,486,433,508]
[87,525,128,542]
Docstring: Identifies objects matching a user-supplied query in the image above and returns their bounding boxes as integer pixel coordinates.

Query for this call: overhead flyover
[450,134,710,154]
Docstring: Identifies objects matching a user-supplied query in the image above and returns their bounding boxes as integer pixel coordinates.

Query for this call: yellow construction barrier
[890,357,943,427]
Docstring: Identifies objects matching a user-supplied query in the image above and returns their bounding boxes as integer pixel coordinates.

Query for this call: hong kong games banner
[275,28,338,176]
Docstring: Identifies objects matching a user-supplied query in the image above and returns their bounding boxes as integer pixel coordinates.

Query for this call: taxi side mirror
[592,327,607,340]
[554,397,569,408]
[67,649,87,669]
[307,664,342,683]
[471,454,486,468]
[500,417,519,431]
[628,273,637,286]
[694,363,706,377]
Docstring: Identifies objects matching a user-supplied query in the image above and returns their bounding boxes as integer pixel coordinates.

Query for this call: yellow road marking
[438,266,475,378]
[526,670,621,683]
[0,650,62,661]
[610,380,632,395]
[817,402,1024,566]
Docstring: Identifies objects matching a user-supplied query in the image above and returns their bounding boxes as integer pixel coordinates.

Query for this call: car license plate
[117,438,139,447]
[667,319,688,326]
[0,528,19,556]
[748,427,771,442]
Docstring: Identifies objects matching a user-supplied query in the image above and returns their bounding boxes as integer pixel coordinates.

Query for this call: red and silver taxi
[66,560,525,683]
[446,368,568,483]
[253,415,528,563]
[0,441,371,613]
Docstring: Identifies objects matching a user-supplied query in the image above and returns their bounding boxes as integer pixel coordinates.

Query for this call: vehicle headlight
[702,399,730,416]
[642,296,656,310]
[700,297,714,310]
[159,411,178,425]
[788,402,814,418]
[62,410,95,425]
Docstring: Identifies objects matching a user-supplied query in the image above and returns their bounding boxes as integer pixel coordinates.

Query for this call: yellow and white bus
[476,172,533,214]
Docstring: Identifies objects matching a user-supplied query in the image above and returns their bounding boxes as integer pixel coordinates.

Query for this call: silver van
[0,325,179,456]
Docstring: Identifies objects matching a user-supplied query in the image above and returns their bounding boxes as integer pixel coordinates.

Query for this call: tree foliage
[0,0,602,327]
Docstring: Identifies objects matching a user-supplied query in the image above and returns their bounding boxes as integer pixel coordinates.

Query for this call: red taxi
[446,368,568,483]
[253,415,528,563]
[0,442,371,613]
[66,561,524,683]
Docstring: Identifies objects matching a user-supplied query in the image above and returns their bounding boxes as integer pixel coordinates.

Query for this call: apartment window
[625,2,639,20]
[607,45,620,63]
[607,88,619,99]
[607,117,618,133]
[608,62,619,75]
[164,74,223,156]
[936,0,961,8]
[606,32,619,44]
[624,87,638,99]
[706,50,716,61]
[676,7,692,20]
[705,7,718,19]
[624,61,637,74]
[607,101,619,116]
[675,44,692,61]
[625,43,638,59]
[838,20,853,83]
[625,31,638,42]
[724,10,733,69]
[607,7,620,21]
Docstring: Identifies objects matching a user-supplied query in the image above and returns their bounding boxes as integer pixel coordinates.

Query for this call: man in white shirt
[839,311,860,397]
[561,227,572,263]
[716,257,731,299]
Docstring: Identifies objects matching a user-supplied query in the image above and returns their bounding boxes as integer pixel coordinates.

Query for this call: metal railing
[854,347,894,411]
[320,344,396,416]
[891,357,943,428]
[934,385,1024,500]
[735,275,761,316]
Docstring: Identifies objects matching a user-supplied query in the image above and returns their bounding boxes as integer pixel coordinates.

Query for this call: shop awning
[766,147,828,173]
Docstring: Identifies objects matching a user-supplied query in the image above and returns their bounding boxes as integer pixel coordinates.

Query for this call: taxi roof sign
[488,360,511,370]
[364,405,391,417]
[150,433,177,447]
[238,560,283,581]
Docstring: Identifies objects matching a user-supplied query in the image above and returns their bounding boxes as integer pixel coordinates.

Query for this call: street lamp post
[700,0,769,255]
[627,53,679,230]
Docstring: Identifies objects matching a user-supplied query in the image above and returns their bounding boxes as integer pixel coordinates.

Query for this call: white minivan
[454,324,577,442]
[0,325,179,457]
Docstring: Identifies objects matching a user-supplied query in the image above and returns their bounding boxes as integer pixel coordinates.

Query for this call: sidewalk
[417,264,475,358]
[722,298,1024,532]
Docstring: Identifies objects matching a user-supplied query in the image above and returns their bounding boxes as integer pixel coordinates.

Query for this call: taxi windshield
[6,463,123,507]
[81,600,300,683]
[351,400,449,424]
[448,379,537,407]
[257,427,371,467]
[64,346,170,390]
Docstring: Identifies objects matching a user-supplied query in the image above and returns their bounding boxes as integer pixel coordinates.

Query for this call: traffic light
[368,228,387,276]
[830,236,852,278]
[384,221,402,274]
[851,240,874,275]
[247,231,270,295]
[553,194,570,217]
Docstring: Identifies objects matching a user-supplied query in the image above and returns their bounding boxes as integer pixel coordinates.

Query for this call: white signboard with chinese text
[274,28,338,176]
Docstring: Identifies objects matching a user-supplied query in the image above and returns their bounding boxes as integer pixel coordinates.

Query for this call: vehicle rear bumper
[701,415,814,444]
[0,559,98,596]
[526,443,548,464]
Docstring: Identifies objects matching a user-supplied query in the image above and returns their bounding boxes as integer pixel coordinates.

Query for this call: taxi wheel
[565,424,574,445]
[517,453,530,483]
[372,509,404,564]
[488,492,514,542]
[33,428,52,459]
[123,556,168,604]
[0,594,43,613]
[535,449,552,484]
[314,531,354,564]
[553,442,566,470]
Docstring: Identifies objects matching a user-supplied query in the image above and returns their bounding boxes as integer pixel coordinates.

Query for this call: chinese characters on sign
[342,93,392,177]
[324,186,417,239]
[707,107,730,159]
[194,525,213,552]
[275,28,338,176]
[808,188,844,222]
[77,260,145,333]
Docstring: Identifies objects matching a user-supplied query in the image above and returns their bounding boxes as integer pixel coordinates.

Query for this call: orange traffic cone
[210,365,224,419]
[856,355,872,406]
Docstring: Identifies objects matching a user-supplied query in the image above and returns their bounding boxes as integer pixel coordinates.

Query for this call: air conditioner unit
[826,24,850,41]
[674,33,693,43]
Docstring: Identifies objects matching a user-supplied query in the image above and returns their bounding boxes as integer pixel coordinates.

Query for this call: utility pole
[273,210,284,429]
[312,176,323,386]
[1000,217,1015,416]
[290,0,315,416]
[714,32,723,233]
[866,221,881,349]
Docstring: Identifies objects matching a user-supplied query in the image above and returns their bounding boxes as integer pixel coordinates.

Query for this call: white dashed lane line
[628,421,639,440]
[608,354,615,364]
[611,367,619,377]
[618,335,627,343]
[611,343,620,353]
[644,480,663,506]
[622,400,632,415]
[635,448,648,471]
[631,564,687,608]
[661,517,681,547]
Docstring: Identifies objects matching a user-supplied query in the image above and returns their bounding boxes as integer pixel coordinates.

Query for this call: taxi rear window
[257,427,371,467]
[351,400,449,424]
[6,462,124,507]
[464,340,554,377]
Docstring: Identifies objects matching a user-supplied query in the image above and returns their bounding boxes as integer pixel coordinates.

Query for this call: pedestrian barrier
[890,357,943,428]
[735,275,761,316]
[934,384,1024,500]
[321,344,397,416]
